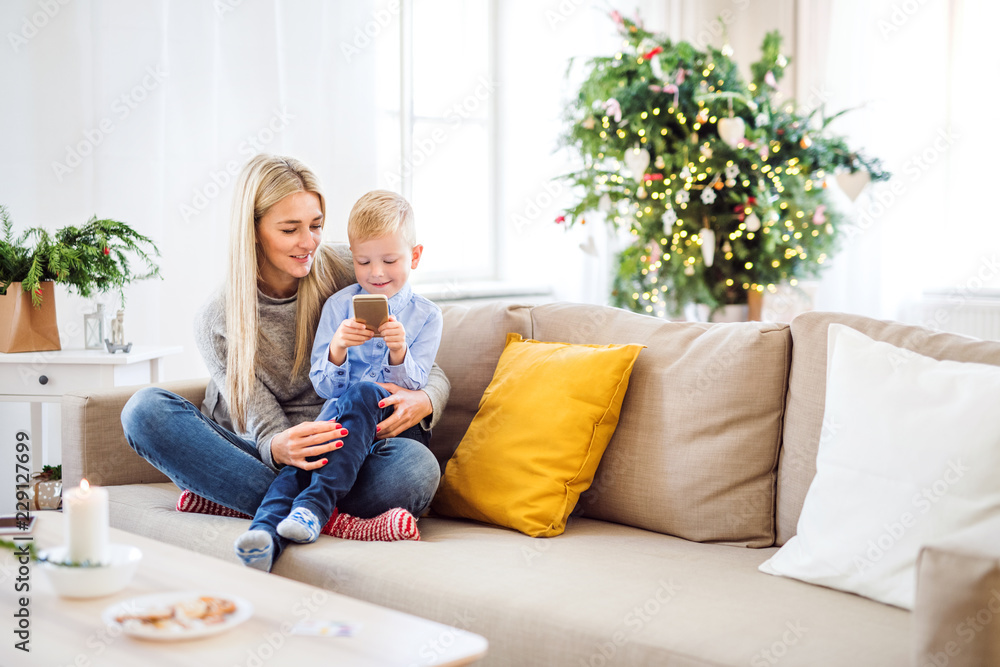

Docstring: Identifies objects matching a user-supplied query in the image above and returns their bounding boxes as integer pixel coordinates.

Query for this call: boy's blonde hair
[348,190,416,247]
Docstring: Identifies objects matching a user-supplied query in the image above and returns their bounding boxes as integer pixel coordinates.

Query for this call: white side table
[0,345,182,474]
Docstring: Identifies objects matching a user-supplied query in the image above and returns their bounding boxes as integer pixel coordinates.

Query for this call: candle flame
[80,478,91,492]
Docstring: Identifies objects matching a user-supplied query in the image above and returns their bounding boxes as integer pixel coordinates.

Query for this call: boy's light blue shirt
[309,282,443,403]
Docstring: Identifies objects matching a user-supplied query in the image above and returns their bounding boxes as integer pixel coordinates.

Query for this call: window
[375,0,496,283]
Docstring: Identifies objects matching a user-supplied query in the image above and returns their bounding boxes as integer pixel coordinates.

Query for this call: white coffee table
[1,513,487,666]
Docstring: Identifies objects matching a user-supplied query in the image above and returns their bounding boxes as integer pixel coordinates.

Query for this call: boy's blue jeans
[250,382,430,556]
[121,385,439,559]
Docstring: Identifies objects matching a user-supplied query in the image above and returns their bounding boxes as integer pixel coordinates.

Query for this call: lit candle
[64,479,109,565]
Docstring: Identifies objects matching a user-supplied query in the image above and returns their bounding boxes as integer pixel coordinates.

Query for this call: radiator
[901,290,1000,341]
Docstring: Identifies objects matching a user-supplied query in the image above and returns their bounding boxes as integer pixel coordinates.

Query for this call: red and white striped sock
[176,490,251,520]
[322,507,420,542]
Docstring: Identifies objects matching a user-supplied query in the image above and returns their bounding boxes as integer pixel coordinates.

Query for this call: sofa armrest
[914,517,1000,667]
[61,379,209,488]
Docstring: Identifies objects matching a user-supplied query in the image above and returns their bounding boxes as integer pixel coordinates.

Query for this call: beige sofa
[62,302,1000,666]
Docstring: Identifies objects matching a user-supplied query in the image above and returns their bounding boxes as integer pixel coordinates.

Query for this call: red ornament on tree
[642,46,663,60]
[103,247,110,255]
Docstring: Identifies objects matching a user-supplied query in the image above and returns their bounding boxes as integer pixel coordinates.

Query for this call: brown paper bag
[0,281,61,353]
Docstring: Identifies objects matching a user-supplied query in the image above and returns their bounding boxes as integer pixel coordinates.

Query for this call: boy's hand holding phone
[329,319,372,365]
[329,294,407,365]
[380,316,407,364]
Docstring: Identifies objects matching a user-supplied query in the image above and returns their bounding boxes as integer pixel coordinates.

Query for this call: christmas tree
[558,12,888,318]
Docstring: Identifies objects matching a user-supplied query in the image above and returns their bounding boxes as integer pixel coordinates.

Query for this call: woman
[121,154,446,555]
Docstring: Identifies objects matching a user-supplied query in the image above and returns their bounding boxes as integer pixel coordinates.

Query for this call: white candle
[64,479,109,565]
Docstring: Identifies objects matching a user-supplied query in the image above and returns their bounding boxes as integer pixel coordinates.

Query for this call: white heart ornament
[745,212,761,232]
[700,228,716,267]
[717,117,746,149]
[650,56,665,81]
[836,170,871,202]
[623,147,650,179]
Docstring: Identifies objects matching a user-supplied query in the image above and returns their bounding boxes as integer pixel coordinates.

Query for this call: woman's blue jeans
[121,386,440,549]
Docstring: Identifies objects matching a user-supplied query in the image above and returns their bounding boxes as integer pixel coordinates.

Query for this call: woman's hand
[270,421,347,470]
[373,383,432,439]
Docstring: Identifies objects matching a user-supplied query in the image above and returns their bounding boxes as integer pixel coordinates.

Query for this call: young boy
[234,190,442,570]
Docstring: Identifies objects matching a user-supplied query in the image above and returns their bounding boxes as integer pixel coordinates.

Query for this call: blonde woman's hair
[348,190,416,247]
[225,154,342,432]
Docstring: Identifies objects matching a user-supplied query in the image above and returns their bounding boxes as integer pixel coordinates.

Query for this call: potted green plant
[0,205,161,353]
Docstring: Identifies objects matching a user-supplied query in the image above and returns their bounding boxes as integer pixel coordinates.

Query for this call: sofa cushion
[432,334,644,537]
[430,303,533,465]
[777,312,1000,546]
[531,303,791,547]
[62,379,209,488]
[106,482,911,667]
[761,325,1000,609]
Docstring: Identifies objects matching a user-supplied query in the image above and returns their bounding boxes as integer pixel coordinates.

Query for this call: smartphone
[352,294,390,336]
[0,514,36,535]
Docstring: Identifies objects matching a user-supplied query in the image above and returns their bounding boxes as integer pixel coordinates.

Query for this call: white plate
[102,592,253,641]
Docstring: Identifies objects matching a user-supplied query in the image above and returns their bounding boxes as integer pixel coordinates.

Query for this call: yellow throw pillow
[432,333,645,537]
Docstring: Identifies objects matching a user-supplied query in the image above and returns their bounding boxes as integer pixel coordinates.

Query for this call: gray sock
[277,507,321,544]
[234,530,274,572]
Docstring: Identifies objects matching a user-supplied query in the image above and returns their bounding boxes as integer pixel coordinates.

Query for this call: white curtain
[2,0,384,380]
[804,0,1000,319]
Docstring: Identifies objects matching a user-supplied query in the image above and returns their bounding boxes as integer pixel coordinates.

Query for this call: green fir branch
[0,212,162,307]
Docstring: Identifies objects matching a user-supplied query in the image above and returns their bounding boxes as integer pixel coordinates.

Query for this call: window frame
[393,0,500,284]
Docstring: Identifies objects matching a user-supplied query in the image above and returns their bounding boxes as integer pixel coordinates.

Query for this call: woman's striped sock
[176,489,251,519]
[322,507,420,542]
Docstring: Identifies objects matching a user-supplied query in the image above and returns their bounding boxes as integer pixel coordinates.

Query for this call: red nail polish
[335,442,344,448]
[376,426,381,432]
[378,402,385,408]
[320,459,328,465]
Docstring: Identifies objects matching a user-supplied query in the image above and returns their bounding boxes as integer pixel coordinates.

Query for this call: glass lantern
[84,303,105,350]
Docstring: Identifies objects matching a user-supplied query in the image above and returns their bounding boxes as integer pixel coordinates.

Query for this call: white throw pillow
[759,324,1000,609]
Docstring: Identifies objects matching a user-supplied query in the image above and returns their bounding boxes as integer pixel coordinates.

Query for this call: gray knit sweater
[194,245,450,471]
